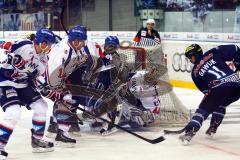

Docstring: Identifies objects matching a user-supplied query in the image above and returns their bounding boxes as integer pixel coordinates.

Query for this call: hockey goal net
[117,41,190,126]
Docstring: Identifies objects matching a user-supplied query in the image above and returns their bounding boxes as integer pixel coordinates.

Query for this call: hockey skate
[46,116,58,138]
[0,150,8,160]
[100,123,118,136]
[205,125,218,138]
[69,123,81,137]
[31,129,54,153]
[179,130,196,145]
[55,129,76,148]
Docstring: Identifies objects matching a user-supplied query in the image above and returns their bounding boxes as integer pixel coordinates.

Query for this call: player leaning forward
[46,25,100,146]
[179,44,240,144]
[0,28,56,159]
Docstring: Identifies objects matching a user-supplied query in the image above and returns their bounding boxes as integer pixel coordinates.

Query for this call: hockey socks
[0,125,13,148]
[32,119,46,139]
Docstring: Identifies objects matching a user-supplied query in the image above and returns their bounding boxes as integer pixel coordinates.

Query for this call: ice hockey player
[0,28,56,159]
[179,44,240,145]
[66,36,122,136]
[45,25,100,147]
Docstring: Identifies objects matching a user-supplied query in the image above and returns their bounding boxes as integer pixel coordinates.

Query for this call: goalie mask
[104,36,120,54]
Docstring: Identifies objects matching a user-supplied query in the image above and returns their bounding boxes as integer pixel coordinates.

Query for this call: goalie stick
[75,105,165,144]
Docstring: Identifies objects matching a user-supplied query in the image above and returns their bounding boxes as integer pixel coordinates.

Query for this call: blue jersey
[192,45,240,94]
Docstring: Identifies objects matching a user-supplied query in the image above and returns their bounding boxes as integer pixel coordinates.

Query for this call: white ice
[0,88,239,160]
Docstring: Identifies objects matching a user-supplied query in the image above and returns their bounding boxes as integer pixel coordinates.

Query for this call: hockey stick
[60,5,69,35]
[163,127,186,135]
[75,106,165,144]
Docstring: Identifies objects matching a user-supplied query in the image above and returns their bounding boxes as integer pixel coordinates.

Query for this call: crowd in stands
[0,0,63,13]
[159,0,239,11]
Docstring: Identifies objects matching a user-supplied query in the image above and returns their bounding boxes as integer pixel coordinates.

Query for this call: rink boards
[0,31,240,89]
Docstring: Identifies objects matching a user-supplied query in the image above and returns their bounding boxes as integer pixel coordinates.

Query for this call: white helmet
[146,19,155,24]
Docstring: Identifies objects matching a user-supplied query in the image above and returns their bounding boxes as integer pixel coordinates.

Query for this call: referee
[133,19,161,47]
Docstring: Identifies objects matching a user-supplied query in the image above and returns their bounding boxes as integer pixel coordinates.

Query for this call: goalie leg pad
[88,96,118,117]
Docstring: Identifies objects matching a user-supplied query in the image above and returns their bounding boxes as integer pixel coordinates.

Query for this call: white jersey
[0,40,48,88]
[47,38,100,88]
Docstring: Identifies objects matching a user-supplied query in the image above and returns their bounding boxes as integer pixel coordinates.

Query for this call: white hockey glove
[62,91,74,105]
[0,49,9,65]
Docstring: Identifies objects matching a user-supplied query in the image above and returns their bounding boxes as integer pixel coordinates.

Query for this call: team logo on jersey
[6,89,17,98]
[27,61,39,70]
[141,31,147,37]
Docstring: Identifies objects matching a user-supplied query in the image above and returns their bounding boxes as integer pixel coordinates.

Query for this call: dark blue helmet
[185,44,203,60]
[35,28,56,44]
[68,25,87,42]
[104,36,120,47]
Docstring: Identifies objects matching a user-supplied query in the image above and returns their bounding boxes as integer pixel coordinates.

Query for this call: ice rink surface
[0,88,239,160]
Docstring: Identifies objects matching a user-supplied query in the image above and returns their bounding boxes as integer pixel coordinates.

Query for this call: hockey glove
[62,91,74,105]
[7,54,25,70]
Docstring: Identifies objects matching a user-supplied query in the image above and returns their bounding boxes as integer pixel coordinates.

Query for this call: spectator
[133,18,161,46]
[185,0,212,22]
[17,0,27,11]
[166,0,183,11]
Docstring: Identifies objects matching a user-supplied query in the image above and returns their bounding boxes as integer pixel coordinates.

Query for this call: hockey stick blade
[163,127,186,135]
[76,106,165,144]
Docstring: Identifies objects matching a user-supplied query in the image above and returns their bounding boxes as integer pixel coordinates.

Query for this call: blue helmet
[104,36,120,47]
[35,28,56,44]
[68,25,87,42]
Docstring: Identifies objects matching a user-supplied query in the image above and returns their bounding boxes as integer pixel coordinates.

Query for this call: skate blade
[69,132,81,138]
[206,133,214,139]
[179,137,191,146]
[55,141,76,148]
[101,128,118,136]
[32,147,54,153]
[45,132,57,139]
[0,155,7,160]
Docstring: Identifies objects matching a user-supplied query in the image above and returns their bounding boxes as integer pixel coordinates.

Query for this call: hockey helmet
[185,44,203,60]
[68,25,87,42]
[35,28,56,44]
[104,36,120,48]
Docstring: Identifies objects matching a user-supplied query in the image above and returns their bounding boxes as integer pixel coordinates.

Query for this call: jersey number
[208,66,226,79]
[58,68,66,78]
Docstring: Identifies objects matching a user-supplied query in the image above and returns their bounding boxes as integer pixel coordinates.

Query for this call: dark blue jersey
[192,45,240,94]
